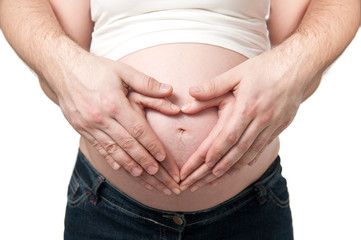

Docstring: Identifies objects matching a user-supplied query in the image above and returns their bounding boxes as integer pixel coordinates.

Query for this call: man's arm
[0,0,180,181]
[180,0,360,181]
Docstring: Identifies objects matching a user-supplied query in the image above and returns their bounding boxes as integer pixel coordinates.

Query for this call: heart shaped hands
[126,90,236,196]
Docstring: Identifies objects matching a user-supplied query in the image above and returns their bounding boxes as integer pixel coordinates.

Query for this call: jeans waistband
[74,150,282,231]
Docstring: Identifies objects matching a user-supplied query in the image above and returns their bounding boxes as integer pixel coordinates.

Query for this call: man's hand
[180,51,303,180]
[57,52,180,178]
[127,90,181,195]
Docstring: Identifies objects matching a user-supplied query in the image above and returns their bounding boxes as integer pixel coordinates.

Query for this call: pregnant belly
[146,108,218,168]
[121,43,242,168]
[81,43,280,211]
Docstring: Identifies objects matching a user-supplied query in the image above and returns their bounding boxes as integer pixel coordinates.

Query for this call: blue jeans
[64,151,293,240]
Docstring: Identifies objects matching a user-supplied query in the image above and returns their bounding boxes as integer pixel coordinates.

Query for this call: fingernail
[171,104,180,111]
[181,102,191,112]
[160,84,172,92]
[163,189,172,196]
[214,170,224,177]
[112,162,121,170]
[173,175,180,183]
[147,165,158,175]
[190,186,199,192]
[190,86,202,93]
[155,152,165,161]
[172,188,181,195]
[180,174,186,181]
[131,167,142,176]
[180,185,189,191]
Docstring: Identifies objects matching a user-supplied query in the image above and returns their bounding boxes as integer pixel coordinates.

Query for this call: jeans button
[172,216,184,225]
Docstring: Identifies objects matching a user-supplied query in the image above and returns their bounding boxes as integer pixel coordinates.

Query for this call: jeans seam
[100,195,178,231]
[268,189,289,208]
[73,168,92,192]
[186,193,256,226]
[67,192,90,207]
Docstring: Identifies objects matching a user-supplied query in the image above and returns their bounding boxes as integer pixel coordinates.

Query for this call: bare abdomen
[81,43,279,211]
[122,43,243,168]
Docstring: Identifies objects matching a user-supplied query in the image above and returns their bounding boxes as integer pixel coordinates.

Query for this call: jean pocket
[267,175,290,208]
[67,171,90,207]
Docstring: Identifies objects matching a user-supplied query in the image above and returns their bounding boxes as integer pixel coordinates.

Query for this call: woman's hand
[56,53,178,177]
[179,93,235,191]
[180,51,304,180]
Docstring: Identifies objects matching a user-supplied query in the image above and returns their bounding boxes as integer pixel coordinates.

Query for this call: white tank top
[90,0,270,60]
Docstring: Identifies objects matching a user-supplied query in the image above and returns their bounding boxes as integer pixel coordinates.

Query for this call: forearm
[273,0,360,102]
[0,0,88,98]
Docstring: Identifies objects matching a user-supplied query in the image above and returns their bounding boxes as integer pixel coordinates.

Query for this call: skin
[179,0,361,190]
[44,0,310,195]
[0,0,359,195]
[0,0,179,184]
[45,0,181,193]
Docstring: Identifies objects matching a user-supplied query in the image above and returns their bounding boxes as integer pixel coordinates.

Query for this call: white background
[0,28,360,239]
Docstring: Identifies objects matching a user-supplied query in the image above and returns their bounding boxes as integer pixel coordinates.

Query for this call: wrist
[40,35,91,98]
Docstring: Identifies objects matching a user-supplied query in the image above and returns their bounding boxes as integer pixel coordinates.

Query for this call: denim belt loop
[254,182,268,205]
[89,175,106,205]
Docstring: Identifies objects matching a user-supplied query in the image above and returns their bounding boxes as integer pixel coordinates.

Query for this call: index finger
[205,106,252,168]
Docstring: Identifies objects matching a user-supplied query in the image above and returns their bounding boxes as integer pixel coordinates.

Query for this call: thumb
[189,71,238,100]
[117,62,173,97]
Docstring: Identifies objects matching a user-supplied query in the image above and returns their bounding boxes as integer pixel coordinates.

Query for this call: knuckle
[91,140,104,152]
[102,98,119,117]
[130,124,145,139]
[206,79,217,97]
[243,102,258,118]
[121,157,136,170]
[145,141,159,154]
[260,110,274,125]
[237,142,250,153]
[86,108,104,125]
[120,137,136,150]
[143,75,157,90]
[104,143,121,154]
[134,154,149,166]
[250,139,265,153]
[225,132,238,145]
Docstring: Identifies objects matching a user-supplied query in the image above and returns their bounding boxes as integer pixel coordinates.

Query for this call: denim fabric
[64,151,293,240]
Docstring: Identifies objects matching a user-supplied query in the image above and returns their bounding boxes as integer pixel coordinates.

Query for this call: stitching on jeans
[100,195,177,230]
[67,192,89,207]
[69,178,76,194]
[268,190,289,208]
[186,194,255,226]
[73,168,92,192]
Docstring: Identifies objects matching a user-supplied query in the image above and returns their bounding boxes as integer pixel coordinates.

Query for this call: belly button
[178,128,186,134]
